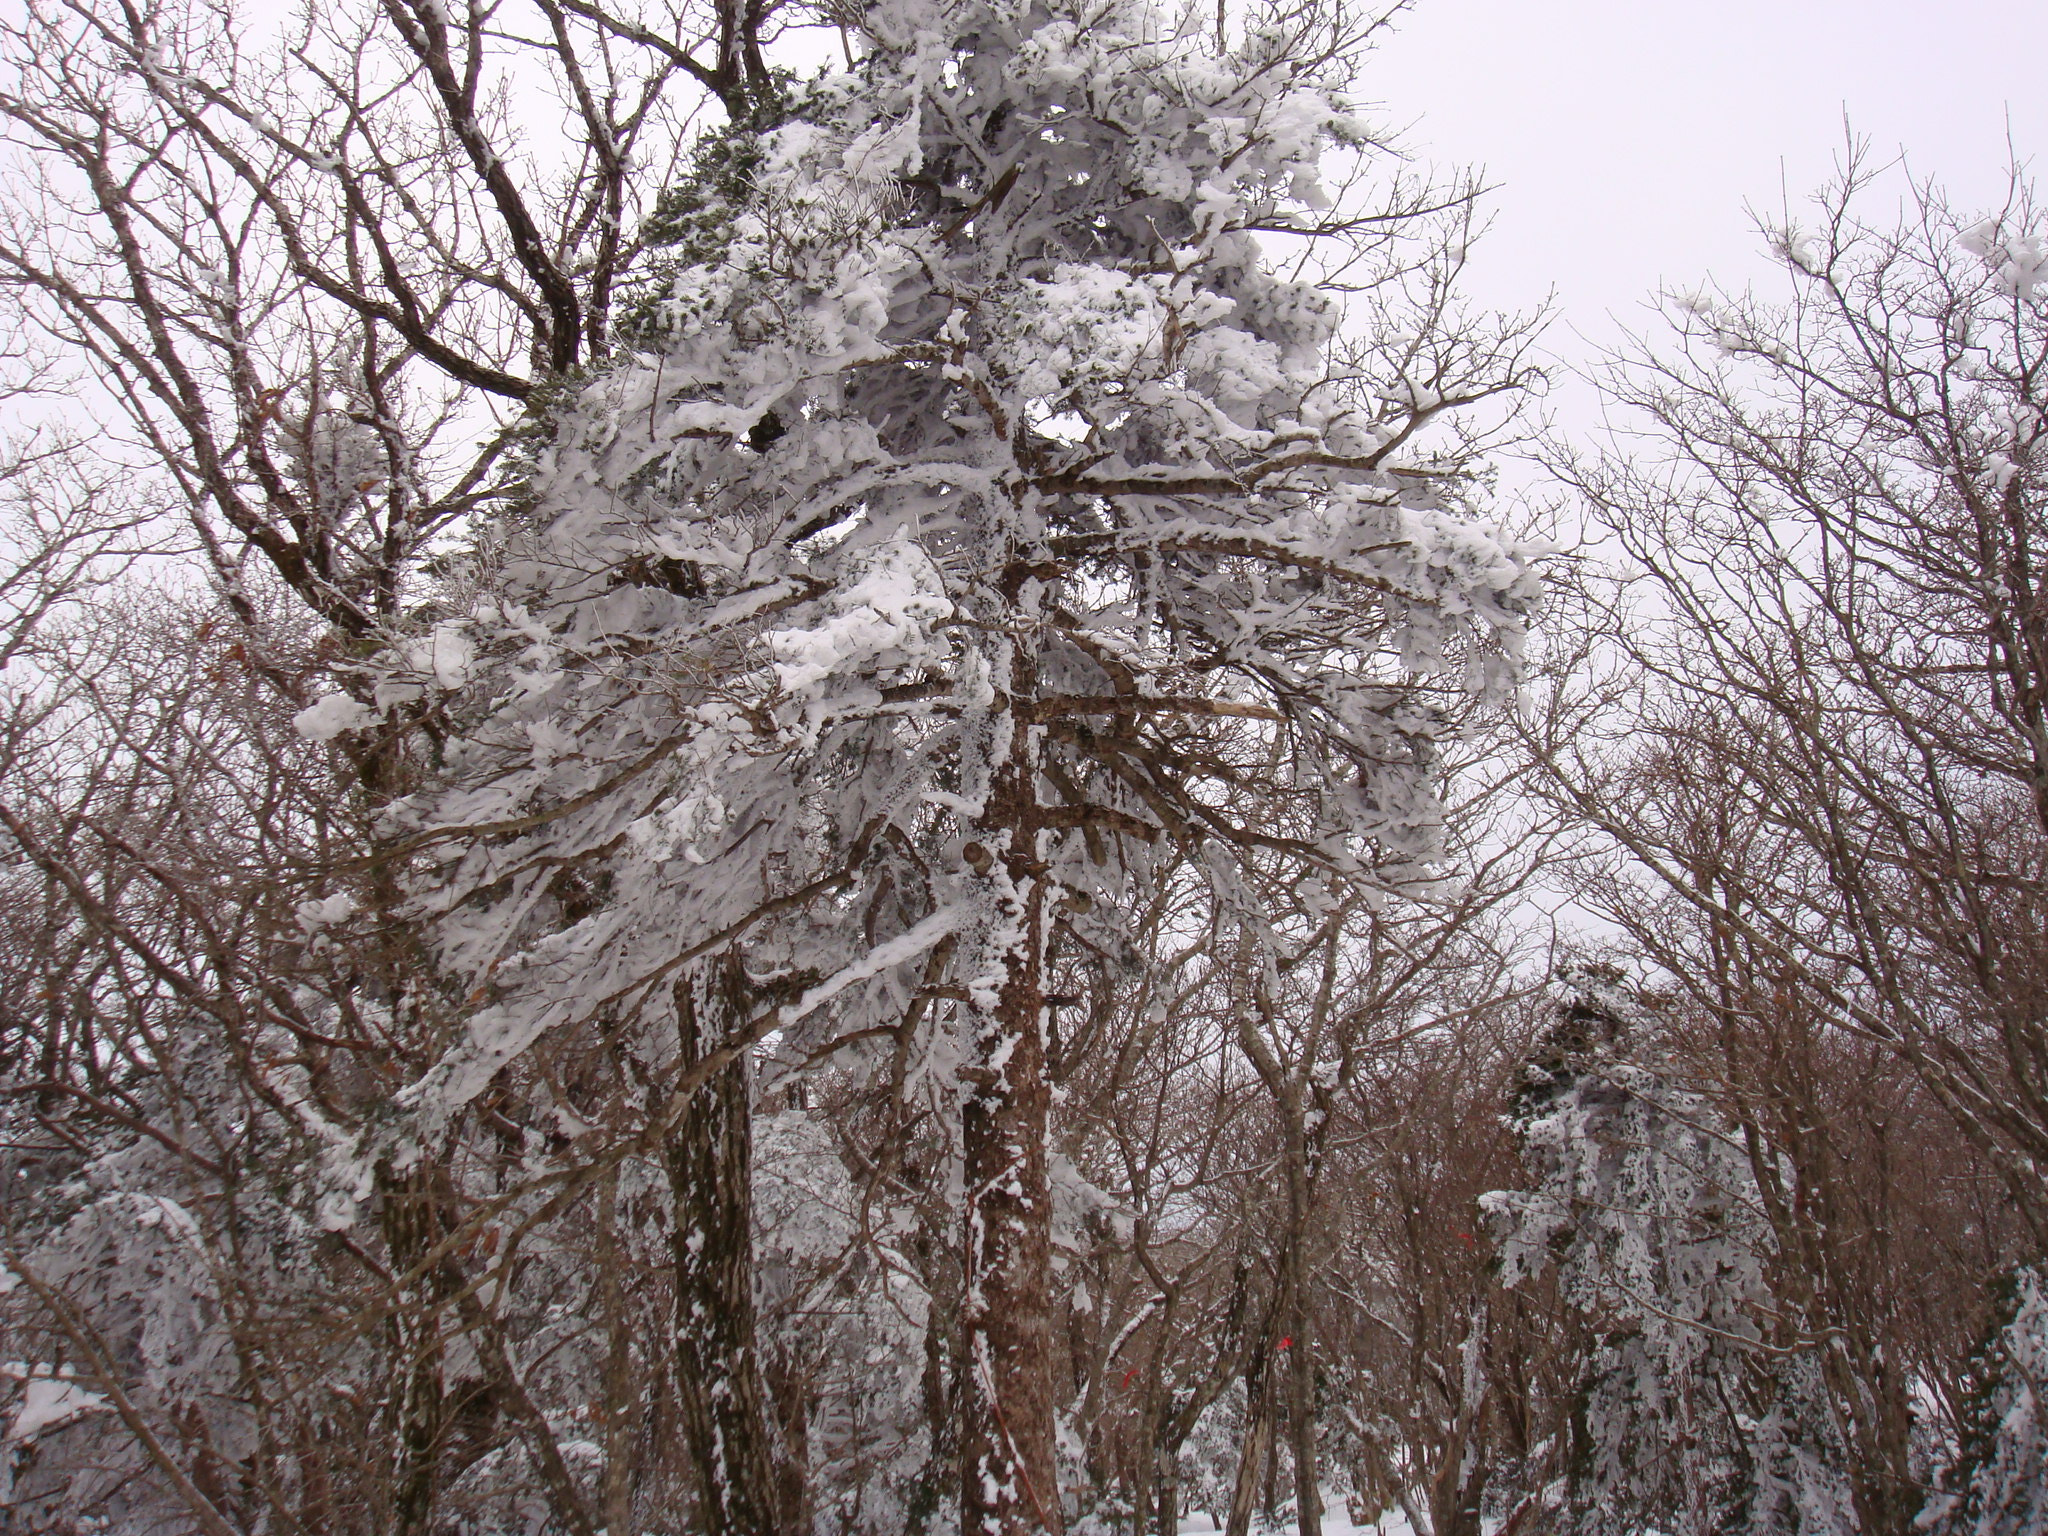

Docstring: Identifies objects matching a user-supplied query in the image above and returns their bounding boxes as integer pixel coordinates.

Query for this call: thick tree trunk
[1429,1453,1485,1536]
[960,736,1062,1536]
[1151,1431,1182,1536]
[667,960,783,1536]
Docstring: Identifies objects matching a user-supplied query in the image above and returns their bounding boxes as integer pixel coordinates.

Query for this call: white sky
[1350,2,2048,938]
[1373,0,2048,429]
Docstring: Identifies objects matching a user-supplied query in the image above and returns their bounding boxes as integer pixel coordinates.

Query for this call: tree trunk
[1286,1325,1320,1536]
[1154,1356,1244,1536]
[1152,1428,1183,1536]
[1224,1360,1275,1536]
[1428,1325,1488,1536]
[596,1166,639,1536]
[1281,1122,1320,1536]
[380,1164,450,1536]
[1234,1000,1322,1536]
[766,1342,814,1536]
[1429,1456,1485,1536]
[907,1183,961,1536]
[960,732,1062,1536]
[668,960,783,1536]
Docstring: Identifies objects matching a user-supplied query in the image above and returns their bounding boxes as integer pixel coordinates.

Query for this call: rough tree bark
[668,959,784,1536]
[379,1165,453,1536]
[960,644,1062,1536]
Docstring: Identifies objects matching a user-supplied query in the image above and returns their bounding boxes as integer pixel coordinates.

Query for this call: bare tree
[1539,149,2048,1534]
[0,1,810,1528]
[1548,148,2048,1234]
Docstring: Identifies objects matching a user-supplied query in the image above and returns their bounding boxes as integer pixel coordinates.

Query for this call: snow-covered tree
[314,1,1541,1531]
[1929,1265,2048,1536]
[1483,967,1858,1536]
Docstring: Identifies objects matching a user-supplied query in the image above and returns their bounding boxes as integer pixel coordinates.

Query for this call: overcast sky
[1374,0,2048,417]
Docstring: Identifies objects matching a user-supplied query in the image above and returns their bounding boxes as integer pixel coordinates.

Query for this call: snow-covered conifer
[347,2,1542,1530]
[1928,1264,2048,1536]
[1484,968,1856,1536]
